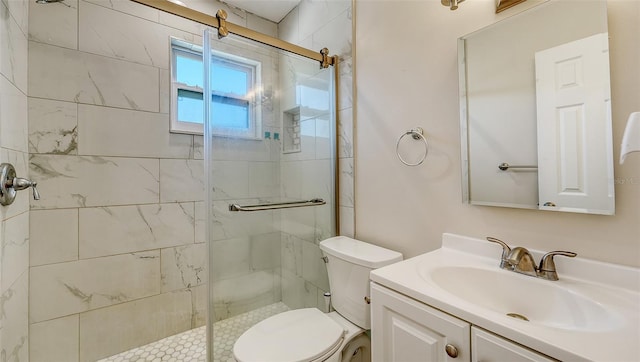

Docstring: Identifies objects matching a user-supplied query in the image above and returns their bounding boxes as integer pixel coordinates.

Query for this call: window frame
[169,38,262,139]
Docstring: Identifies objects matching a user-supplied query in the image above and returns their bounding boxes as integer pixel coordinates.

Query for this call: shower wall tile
[338,107,353,158]
[277,6,299,44]
[209,136,278,162]
[301,240,329,291]
[250,232,281,271]
[211,270,277,321]
[30,209,78,266]
[281,269,305,309]
[28,98,78,155]
[339,206,354,238]
[311,7,352,59]
[211,200,277,241]
[30,315,79,362]
[79,1,197,69]
[83,0,160,23]
[0,271,29,362]
[281,233,303,277]
[29,154,160,209]
[248,162,280,198]
[28,0,78,50]
[0,3,28,94]
[3,0,28,35]
[28,41,160,112]
[315,115,332,160]
[280,161,303,199]
[79,203,195,259]
[248,161,280,198]
[300,73,332,120]
[190,284,207,327]
[159,159,204,203]
[211,160,250,200]
[0,149,29,220]
[157,9,205,37]
[77,104,193,159]
[160,68,170,114]
[302,159,332,202]
[247,13,278,38]
[314,203,333,243]
[339,157,354,207]
[195,201,205,244]
[280,207,316,242]
[161,243,207,293]
[298,0,350,42]
[79,289,192,362]
[0,75,28,153]
[1,211,29,290]
[211,237,251,281]
[193,136,204,160]
[30,251,160,323]
[303,281,319,308]
[338,57,353,111]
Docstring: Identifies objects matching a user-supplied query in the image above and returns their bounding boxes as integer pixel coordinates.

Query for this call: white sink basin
[427,265,621,332]
[369,233,640,361]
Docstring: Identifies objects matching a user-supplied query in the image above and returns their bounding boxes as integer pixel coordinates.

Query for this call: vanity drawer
[471,327,557,362]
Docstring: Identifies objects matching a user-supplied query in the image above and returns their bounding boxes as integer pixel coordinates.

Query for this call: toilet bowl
[233,236,402,362]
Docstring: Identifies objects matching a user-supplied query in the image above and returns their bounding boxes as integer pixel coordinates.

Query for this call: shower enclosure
[202,26,338,360]
[0,0,353,361]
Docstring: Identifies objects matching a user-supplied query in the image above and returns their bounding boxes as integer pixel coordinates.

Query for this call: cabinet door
[471,327,557,362]
[371,283,470,362]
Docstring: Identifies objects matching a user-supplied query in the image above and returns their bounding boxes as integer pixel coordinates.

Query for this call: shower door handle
[229,198,326,212]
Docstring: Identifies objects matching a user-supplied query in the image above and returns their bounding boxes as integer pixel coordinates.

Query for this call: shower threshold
[100,302,289,362]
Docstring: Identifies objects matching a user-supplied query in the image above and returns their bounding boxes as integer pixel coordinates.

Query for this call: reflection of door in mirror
[535,33,614,214]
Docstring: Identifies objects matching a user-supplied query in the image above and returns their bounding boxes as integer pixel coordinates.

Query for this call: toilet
[233,236,403,362]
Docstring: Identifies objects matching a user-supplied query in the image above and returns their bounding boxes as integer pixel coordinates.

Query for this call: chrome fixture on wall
[35,0,65,3]
[441,0,464,10]
[396,127,429,166]
[0,163,40,206]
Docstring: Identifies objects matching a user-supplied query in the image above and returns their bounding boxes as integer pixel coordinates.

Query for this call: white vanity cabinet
[371,282,470,361]
[371,283,556,362]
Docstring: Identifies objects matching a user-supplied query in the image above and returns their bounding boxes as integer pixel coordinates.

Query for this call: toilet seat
[233,308,346,362]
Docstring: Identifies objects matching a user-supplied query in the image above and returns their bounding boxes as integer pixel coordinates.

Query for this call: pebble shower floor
[100,302,290,362]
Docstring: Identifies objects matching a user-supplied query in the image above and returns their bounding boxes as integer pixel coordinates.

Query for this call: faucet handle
[486,237,511,269]
[538,251,577,281]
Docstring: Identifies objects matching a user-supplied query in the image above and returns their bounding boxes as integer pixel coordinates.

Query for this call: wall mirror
[458,0,615,215]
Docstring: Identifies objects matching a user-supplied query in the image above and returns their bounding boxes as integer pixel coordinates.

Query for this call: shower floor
[100,302,290,362]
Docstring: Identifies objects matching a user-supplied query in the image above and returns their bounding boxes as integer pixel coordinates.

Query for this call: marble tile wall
[0,0,30,360]
[277,0,354,310]
[26,0,281,360]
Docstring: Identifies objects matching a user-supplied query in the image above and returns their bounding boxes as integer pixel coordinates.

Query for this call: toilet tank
[319,236,402,329]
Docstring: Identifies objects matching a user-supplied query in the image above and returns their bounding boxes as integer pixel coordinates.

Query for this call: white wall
[355,0,640,267]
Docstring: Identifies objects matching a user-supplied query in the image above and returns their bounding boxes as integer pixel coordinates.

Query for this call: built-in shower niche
[283,107,301,154]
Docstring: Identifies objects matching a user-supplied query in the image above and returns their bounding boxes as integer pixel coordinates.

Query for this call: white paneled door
[534,33,614,214]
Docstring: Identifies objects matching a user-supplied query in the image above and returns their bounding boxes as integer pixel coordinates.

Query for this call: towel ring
[396,127,429,166]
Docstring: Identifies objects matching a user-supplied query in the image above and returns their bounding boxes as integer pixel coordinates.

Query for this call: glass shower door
[203,28,337,361]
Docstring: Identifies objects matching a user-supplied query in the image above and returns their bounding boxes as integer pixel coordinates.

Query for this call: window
[170,38,262,138]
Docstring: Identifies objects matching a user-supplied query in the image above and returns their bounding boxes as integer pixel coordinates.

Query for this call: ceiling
[222,0,301,23]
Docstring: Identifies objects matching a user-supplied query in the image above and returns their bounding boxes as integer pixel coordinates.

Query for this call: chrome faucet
[486,237,577,281]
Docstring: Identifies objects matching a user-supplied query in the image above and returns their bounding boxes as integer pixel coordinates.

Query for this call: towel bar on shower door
[229,198,326,212]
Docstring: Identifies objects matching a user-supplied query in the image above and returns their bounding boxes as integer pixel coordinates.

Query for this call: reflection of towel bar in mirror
[229,198,326,212]
[498,163,538,171]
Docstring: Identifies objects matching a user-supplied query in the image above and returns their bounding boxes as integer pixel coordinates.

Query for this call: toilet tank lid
[319,236,403,269]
